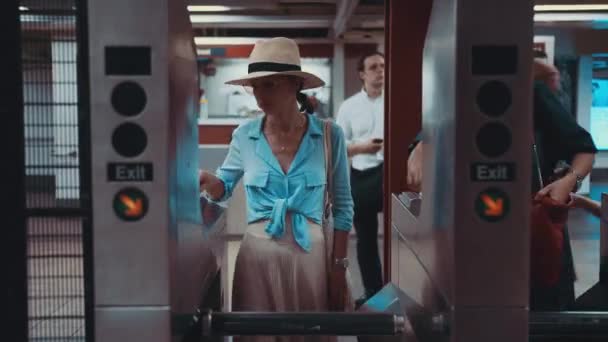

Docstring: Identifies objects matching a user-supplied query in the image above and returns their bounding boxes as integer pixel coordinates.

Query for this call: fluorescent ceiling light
[190,15,332,28]
[194,37,263,45]
[194,37,334,45]
[188,5,231,12]
[190,15,255,23]
[19,6,29,11]
[534,4,608,12]
[534,12,608,21]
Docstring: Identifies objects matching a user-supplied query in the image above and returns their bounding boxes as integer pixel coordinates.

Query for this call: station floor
[27,181,607,341]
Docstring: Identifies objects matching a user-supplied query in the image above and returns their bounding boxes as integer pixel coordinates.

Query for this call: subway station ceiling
[187,0,608,43]
[187,0,385,42]
[15,0,608,45]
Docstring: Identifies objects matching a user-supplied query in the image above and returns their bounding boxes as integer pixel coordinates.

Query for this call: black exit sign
[108,162,153,182]
[470,162,516,182]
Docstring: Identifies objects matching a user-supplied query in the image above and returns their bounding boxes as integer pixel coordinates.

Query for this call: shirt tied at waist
[265,198,313,252]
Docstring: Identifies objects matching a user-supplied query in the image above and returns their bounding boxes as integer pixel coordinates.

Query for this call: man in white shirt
[336,52,385,306]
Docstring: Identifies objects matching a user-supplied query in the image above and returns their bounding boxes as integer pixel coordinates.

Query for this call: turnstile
[389,0,534,341]
[87,0,226,341]
[389,193,608,342]
[86,1,405,340]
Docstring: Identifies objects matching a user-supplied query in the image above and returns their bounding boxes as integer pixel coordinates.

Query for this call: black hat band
[248,62,301,74]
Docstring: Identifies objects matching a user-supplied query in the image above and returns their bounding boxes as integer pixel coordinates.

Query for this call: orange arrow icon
[120,195,143,217]
[481,194,503,216]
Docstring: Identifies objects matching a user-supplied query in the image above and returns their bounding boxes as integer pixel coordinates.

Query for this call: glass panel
[21,2,81,209]
[20,1,90,341]
[27,218,85,341]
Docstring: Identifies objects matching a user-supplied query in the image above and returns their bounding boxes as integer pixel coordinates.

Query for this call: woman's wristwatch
[568,168,584,192]
[334,258,349,269]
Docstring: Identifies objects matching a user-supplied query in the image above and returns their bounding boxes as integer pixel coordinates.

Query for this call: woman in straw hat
[199,37,354,340]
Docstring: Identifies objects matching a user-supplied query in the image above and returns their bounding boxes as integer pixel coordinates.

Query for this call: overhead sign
[475,188,510,222]
[471,162,516,182]
[108,162,153,182]
[113,187,149,221]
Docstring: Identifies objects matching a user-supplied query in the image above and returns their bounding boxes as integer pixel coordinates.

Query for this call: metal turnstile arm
[201,311,406,336]
[530,311,608,339]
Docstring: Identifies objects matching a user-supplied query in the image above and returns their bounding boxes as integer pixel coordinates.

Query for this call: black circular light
[111,81,147,117]
[476,122,511,158]
[112,123,147,157]
[476,81,512,117]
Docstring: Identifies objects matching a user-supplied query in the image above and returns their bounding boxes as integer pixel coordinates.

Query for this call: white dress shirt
[336,89,384,171]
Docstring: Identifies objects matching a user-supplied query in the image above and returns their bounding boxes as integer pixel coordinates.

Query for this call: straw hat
[225,37,325,90]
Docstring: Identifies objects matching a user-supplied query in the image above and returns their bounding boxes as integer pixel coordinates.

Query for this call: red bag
[530,195,573,287]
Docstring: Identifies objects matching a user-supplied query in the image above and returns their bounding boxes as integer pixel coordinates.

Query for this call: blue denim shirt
[215,114,354,252]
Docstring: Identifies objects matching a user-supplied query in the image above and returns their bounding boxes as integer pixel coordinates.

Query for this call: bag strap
[532,138,545,189]
[323,120,333,215]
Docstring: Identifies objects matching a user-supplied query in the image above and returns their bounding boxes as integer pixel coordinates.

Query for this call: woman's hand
[199,170,212,188]
[571,193,602,218]
[407,143,423,192]
[328,266,348,311]
[535,173,577,203]
[199,170,224,200]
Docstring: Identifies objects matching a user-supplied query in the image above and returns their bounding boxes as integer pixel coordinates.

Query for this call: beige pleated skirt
[231,215,335,342]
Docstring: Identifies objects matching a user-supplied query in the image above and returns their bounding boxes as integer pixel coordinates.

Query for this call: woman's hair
[289,76,314,113]
[296,91,314,114]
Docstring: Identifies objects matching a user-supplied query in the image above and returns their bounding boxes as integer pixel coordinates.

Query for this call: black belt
[351,163,383,177]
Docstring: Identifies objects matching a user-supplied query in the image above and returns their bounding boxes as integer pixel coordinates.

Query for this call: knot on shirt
[265,198,312,252]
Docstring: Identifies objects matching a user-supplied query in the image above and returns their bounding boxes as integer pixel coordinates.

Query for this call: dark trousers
[351,164,384,298]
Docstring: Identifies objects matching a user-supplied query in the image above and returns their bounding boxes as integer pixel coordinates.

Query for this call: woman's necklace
[266,114,306,152]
